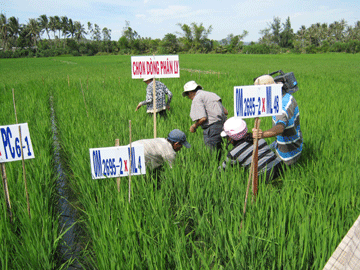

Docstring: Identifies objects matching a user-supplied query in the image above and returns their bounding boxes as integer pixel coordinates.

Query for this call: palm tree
[74,21,86,42]
[53,15,61,39]
[49,16,57,39]
[67,18,76,39]
[61,16,69,39]
[26,18,40,48]
[8,16,20,47]
[0,13,9,50]
[38,14,50,40]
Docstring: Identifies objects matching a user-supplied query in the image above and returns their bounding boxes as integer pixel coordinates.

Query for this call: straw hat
[254,75,275,85]
[221,117,248,141]
[182,80,202,97]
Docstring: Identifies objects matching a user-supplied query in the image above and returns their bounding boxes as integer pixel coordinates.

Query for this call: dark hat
[167,129,191,148]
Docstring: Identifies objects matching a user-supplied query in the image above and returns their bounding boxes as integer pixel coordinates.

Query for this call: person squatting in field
[135,77,173,118]
[219,117,284,182]
[132,129,190,170]
[182,80,228,151]
[252,75,302,166]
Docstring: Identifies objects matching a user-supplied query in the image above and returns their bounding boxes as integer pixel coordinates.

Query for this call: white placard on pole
[234,84,283,119]
[89,144,146,180]
[0,123,35,163]
[131,55,180,79]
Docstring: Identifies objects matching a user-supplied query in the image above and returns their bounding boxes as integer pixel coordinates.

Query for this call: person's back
[133,138,176,170]
[220,135,282,182]
[220,117,284,182]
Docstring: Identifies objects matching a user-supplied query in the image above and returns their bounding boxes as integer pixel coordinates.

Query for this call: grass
[0,53,359,269]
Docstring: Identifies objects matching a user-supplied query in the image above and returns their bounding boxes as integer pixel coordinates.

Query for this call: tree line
[1,14,359,58]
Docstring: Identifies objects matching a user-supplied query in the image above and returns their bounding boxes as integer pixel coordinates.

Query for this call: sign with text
[234,84,283,119]
[89,145,146,180]
[0,123,35,163]
[131,55,180,79]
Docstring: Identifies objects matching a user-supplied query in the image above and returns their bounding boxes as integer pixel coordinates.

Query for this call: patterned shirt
[140,81,173,113]
[220,137,282,182]
[190,90,227,128]
[132,138,176,170]
[272,93,302,165]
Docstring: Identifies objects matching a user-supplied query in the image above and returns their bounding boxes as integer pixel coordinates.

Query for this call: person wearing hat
[220,117,284,182]
[182,80,228,151]
[135,77,173,118]
[252,75,302,166]
[132,129,190,170]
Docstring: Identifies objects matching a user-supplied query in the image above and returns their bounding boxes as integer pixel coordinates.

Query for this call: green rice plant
[1,53,359,269]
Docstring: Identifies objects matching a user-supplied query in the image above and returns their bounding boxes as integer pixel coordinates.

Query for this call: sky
[1,0,359,42]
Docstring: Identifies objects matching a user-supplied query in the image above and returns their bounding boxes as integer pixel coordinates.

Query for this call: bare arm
[252,123,285,139]
[190,117,207,133]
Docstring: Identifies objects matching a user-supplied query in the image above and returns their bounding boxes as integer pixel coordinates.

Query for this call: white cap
[182,80,202,97]
[254,75,275,85]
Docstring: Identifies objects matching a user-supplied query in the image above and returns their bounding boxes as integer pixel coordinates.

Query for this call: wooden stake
[153,77,157,138]
[80,79,89,118]
[12,88,31,219]
[252,118,260,201]
[1,163,13,222]
[240,118,261,231]
[129,120,132,203]
[115,139,120,192]
[67,75,70,87]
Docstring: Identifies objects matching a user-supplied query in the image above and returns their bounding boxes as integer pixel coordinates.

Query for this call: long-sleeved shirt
[139,81,173,113]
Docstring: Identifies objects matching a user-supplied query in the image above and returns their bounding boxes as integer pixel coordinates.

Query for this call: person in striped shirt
[252,75,302,166]
[220,117,284,182]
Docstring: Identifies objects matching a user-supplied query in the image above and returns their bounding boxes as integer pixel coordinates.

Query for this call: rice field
[1,53,360,269]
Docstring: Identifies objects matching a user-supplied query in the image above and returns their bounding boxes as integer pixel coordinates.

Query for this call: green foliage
[2,54,359,268]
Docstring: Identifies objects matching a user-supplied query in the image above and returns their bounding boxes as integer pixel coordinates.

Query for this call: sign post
[131,55,180,138]
[0,123,35,219]
[234,84,282,222]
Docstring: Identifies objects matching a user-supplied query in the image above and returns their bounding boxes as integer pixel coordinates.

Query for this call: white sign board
[131,55,180,79]
[0,123,35,163]
[234,84,283,119]
[89,145,146,180]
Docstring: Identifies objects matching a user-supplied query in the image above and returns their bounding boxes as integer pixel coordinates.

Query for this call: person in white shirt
[132,129,190,170]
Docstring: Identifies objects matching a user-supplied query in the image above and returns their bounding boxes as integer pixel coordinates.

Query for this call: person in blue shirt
[252,75,302,166]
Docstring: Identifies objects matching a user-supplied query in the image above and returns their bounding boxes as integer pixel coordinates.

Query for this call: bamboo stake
[12,88,31,219]
[115,139,120,192]
[1,163,13,222]
[252,118,261,202]
[153,77,157,138]
[128,120,132,203]
[240,118,261,230]
[80,79,89,118]
[67,75,70,87]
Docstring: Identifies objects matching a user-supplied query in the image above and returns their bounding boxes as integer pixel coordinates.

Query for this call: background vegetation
[1,54,359,269]
[1,13,360,58]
